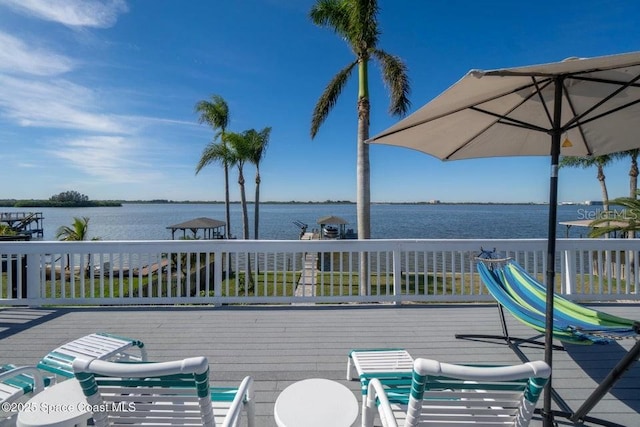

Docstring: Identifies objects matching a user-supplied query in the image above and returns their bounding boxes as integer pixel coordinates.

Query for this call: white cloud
[0,32,73,76]
[51,136,163,183]
[0,75,131,133]
[0,0,128,28]
[0,0,192,189]
[0,29,128,133]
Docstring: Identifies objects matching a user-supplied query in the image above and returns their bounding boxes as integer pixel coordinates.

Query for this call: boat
[323,225,339,239]
[317,216,357,239]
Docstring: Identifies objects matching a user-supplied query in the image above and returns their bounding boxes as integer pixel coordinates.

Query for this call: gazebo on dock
[167,217,226,240]
[316,215,356,239]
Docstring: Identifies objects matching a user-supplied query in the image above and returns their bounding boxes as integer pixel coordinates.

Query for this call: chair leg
[347,356,354,380]
[362,392,376,427]
[571,339,640,423]
[245,389,256,427]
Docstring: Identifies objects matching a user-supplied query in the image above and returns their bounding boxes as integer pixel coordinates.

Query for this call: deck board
[1,303,638,426]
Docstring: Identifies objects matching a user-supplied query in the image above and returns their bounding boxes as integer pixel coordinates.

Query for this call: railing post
[392,249,402,305]
[26,253,41,306]
[563,249,575,295]
[213,251,223,306]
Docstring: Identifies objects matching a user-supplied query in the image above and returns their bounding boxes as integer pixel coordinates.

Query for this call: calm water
[2,203,600,241]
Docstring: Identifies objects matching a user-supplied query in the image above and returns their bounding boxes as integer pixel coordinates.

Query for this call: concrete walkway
[295,232,319,297]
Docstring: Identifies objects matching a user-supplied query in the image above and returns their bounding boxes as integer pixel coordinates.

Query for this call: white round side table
[16,379,92,427]
[274,378,359,427]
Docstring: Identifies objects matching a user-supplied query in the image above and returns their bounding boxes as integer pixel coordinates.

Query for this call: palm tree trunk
[630,153,638,199]
[628,153,637,279]
[238,168,249,240]
[224,162,231,239]
[238,166,253,290]
[598,165,609,212]
[254,168,261,240]
[357,58,371,296]
[597,164,614,279]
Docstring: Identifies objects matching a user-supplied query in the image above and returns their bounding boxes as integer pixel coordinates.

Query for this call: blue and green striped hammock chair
[465,257,640,424]
[479,259,639,344]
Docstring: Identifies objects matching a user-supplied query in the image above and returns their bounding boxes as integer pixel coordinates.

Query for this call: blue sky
[1,0,639,203]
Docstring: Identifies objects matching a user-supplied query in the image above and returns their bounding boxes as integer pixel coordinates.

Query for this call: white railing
[1,239,639,306]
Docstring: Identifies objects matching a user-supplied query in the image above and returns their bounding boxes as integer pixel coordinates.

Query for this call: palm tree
[615,149,639,199]
[246,127,272,240]
[560,155,614,211]
[309,0,410,295]
[225,131,252,240]
[56,216,91,242]
[195,140,236,221]
[56,217,96,274]
[195,95,232,239]
[0,224,17,236]
[587,194,640,286]
[588,193,640,238]
[226,131,256,291]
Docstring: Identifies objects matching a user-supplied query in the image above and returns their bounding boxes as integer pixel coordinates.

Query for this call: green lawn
[1,271,636,300]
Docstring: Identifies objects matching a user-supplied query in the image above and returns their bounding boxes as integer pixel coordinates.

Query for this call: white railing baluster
[2,238,640,305]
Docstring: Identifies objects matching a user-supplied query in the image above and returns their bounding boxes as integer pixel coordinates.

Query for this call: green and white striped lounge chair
[0,365,49,416]
[347,349,414,382]
[1,332,146,422]
[73,356,255,427]
[348,349,414,413]
[363,357,551,427]
[37,332,147,379]
[0,366,50,426]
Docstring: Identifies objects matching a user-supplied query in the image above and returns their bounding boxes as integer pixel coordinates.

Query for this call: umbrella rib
[570,75,640,89]
[446,78,554,159]
[368,77,553,142]
[469,106,549,133]
[563,72,640,130]
[566,97,640,130]
[532,77,555,128]
[481,77,555,132]
[560,79,592,156]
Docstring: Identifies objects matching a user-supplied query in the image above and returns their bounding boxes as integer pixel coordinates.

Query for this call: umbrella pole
[543,78,564,426]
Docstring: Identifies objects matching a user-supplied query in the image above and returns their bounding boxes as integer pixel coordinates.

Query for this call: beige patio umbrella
[368,51,640,426]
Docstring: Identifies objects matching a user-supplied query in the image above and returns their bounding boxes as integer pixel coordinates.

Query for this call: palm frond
[349,0,379,50]
[612,148,640,161]
[194,95,229,133]
[246,127,272,165]
[373,49,411,117]
[309,0,351,39]
[559,154,613,169]
[311,61,358,138]
[56,216,90,241]
[225,131,254,166]
[587,195,640,237]
[195,141,234,174]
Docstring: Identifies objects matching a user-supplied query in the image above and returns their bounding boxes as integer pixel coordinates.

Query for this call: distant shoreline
[0,199,551,207]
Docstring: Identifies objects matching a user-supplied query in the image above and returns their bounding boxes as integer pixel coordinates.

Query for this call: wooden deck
[1,303,638,426]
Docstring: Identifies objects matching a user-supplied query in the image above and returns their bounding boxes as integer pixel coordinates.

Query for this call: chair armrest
[364,378,399,427]
[221,376,254,427]
[0,366,47,396]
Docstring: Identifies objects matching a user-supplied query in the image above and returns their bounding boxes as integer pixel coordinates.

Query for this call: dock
[0,212,44,239]
[295,232,319,297]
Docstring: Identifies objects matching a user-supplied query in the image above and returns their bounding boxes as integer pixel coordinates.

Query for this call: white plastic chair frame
[363,358,551,427]
[38,332,147,379]
[73,356,255,427]
[347,349,414,415]
[0,366,47,404]
[1,332,146,425]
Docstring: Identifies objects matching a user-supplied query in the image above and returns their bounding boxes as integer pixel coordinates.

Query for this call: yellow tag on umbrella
[562,137,573,148]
